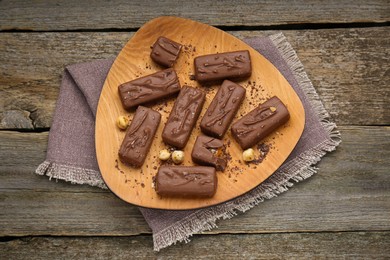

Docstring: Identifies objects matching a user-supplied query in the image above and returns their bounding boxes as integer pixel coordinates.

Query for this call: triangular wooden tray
[95,16,305,210]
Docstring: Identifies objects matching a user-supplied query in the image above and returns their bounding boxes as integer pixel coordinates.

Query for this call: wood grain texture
[0,32,128,129]
[0,1,389,31]
[1,232,389,259]
[96,16,305,210]
[1,126,389,236]
[1,27,389,129]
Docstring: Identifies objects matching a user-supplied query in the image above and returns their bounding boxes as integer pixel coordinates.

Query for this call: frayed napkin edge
[36,160,107,189]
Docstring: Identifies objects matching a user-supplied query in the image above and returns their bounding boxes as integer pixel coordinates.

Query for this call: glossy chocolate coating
[118,68,181,110]
[156,166,217,198]
[162,86,206,149]
[231,96,290,150]
[191,135,227,171]
[118,106,161,167]
[200,80,246,138]
[150,36,182,67]
[194,50,251,83]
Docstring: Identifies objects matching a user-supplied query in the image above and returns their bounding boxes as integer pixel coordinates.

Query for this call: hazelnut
[159,149,171,161]
[116,115,129,130]
[269,106,277,112]
[172,150,185,164]
[242,148,255,162]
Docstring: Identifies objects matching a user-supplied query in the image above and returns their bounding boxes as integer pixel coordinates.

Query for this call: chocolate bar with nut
[191,135,227,171]
[231,96,290,150]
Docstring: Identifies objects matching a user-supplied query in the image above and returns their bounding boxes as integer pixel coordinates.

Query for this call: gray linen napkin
[36,33,341,251]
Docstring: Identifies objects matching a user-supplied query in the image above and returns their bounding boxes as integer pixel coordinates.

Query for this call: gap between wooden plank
[1,0,389,31]
[1,21,389,33]
[1,232,389,259]
[1,229,390,241]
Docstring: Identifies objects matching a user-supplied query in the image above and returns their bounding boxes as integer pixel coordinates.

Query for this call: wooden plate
[95,16,305,210]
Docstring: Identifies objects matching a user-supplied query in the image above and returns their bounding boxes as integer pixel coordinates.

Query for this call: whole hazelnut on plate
[172,150,185,164]
[242,148,255,162]
[159,149,171,161]
[116,115,129,130]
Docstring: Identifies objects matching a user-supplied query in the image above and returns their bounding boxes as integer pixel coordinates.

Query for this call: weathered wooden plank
[1,126,389,236]
[0,32,129,129]
[0,131,47,175]
[1,0,389,31]
[1,232,389,259]
[1,27,389,129]
[0,190,151,236]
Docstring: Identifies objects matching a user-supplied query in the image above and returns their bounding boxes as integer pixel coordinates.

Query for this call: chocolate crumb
[258,143,270,154]
[115,159,125,175]
[152,176,157,190]
[225,150,232,162]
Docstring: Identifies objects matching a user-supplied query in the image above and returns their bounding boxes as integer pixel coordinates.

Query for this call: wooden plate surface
[95,16,305,210]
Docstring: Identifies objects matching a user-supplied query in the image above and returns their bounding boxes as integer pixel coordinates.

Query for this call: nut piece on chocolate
[194,50,252,83]
[200,80,246,138]
[118,106,161,168]
[162,86,206,149]
[191,135,227,171]
[231,96,290,150]
[155,166,217,198]
[118,68,181,110]
[150,36,182,67]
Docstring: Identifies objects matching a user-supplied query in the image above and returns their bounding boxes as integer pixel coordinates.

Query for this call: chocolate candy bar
[194,50,251,83]
[118,68,181,110]
[118,106,161,167]
[200,80,246,138]
[231,96,290,150]
[150,36,182,67]
[191,136,227,171]
[162,86,206,149]
[155,166,217,198]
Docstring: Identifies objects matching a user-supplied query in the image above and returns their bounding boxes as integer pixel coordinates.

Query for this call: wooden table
[1,1,389,258]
